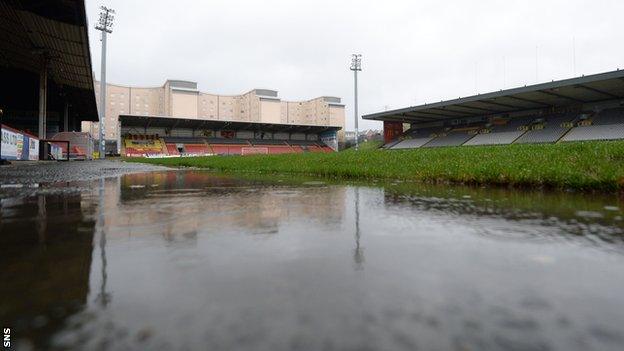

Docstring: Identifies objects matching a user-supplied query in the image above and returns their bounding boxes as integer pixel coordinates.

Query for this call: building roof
[119,115,342,134]
[0,0,98,120]
[363,69,624,123]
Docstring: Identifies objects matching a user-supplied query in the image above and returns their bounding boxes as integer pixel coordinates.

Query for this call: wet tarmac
[0,160,169,199]
[0,160,169,186]
[1,167,624,350]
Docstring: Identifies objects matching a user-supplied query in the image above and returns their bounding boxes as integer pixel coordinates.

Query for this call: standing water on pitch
[1,170,624,350]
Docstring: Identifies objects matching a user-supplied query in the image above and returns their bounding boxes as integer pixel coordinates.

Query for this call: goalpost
[241,147,268,155]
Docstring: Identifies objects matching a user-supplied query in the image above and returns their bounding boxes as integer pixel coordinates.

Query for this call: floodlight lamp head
[350,53,362,71]
[95,6,115,33]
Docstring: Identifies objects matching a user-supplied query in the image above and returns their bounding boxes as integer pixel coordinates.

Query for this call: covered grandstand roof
[119,115,342,134]
[364,70,624,123]
[0,0,98,120]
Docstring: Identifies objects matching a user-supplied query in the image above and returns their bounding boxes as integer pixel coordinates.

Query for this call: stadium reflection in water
[2,171,624,350]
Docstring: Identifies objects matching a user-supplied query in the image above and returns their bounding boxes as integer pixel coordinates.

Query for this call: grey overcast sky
[86,0,624,131]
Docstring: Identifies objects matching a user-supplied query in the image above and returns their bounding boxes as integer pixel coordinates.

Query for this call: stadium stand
[464,131,525,146]
[463,116,531,146]
[514,114,577,144]
[123,135,167,157]
[0,1,98,162]
[161,136,212,156]
[365,70,624,150]
[118,115,339,157]
[205,138,252,145]
[166,144,180,156]
[204,138,249,155]
[391,138,434,149]
[560,108,624,142]
[387,126,442,149]
[249,140,296,154]
[49,132,95,160]
[423,130,475,148]
[249,139,287,145]
[491,116,534,132]
[560,124,624,142]
[382,139,403,149]
[183,144,210,155]
[590,107,624,125]
[286,140,333,153]
[163,136,206,144]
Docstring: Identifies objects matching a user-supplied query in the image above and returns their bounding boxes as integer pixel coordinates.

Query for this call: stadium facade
[83,80,346,153]
[364,70,624,149]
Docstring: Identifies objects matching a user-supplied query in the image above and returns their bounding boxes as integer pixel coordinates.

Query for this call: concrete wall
[171,90,198,119]
[260,99,282,124]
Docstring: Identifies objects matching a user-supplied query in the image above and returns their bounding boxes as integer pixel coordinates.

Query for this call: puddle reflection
[1,170,624,350]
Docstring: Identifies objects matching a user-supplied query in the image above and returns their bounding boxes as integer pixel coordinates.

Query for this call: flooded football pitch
[2,169,624,350]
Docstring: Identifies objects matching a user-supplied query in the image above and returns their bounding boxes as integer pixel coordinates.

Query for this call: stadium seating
[390,138,434,149]
[122,133,334,157]
[50,132,95,160]
[250,139,288,146]
[245,139,296,154]
[558,108,624,142]
[166,144,180,156]
[383,139,403,149]
[268,146,296,154]
[209,144,248,155]
[423,131,475,148]
[163,136,206,144]
[490,116,534,132]
[457,116,532,148]
[464,131,525,146]
[514,128,565,144]
[123,135,166,157]
[183,144,210,155]
[514,114,576,144]
[591,108,624,125]
[560,123,624,142]
[306,145,328,153]
[70,146,88,160]
[285,140,333,153]
[206,138,252,145]
[408,127,444,138]
[385,126,443,149]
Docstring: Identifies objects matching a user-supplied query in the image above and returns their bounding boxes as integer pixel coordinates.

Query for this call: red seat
[209,144,247,155]
[166,144,180,155]
[184,144,209,154]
